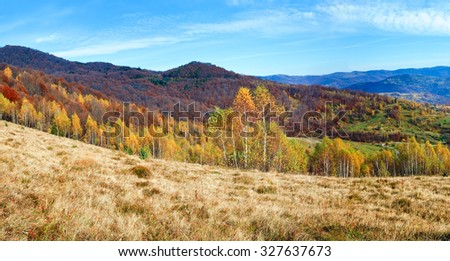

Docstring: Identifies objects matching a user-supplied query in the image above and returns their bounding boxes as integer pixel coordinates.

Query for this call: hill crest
[0,45,249,110]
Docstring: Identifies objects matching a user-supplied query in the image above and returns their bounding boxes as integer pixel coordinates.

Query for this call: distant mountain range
[262,66,450,104]
[346,74,450,104]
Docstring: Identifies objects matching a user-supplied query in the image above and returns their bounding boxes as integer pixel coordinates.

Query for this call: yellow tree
[49,101,61,122]
[36,111,44,131]
[349,150,364,177]
[209,107,236,168]
[71,113,82,139]
[0,93,14,120]
[142,127,153,148]
[361,164,372,177]
[332,139,364,177]
[19,98,37,127]
[310,137,364,177]
[435,143,450,176]
[0,94,7,118]
[233,87,256,168]
[98,124,105,147]
[233,87,256,112]
[333,138,349,177]
[202,141,223,166]
[371,149,395,177]
[424,141,439,175]
[310,137,334,176]
[125,131,140,154]
[396,137,425,176]
[271,126,307,173]
[253,85,282,171]
[53,108,71,137]
[85,115,99,145]
[164,134,180,161]
[77,94,85,106]
[3,67,12,82]
[135,127,153,159]
[108,118,125,150]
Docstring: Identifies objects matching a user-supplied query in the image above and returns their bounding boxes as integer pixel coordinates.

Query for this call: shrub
[130,165,152,178]
[125,147,134,155]
[255,185,277,194]
[143,188,161,197]
[139,147,149,160]
[391,198,412,213]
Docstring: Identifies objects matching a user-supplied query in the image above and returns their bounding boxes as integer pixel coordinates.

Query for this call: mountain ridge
[0,45,253,110]
[261,66,450,87]
[261,66,450,104]
[0,45,243,78]
[0,45,152,74]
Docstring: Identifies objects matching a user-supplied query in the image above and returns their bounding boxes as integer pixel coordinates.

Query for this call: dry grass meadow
[0,120,449,240]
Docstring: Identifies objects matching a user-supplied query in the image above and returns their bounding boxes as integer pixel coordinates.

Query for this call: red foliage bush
[0,85,20,102]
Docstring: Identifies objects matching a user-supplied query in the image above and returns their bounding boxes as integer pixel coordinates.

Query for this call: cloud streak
[52,37,183,57]
[318,1,450,35]
[225,0,255,6]
[183,9,315,36]
[0,19,33,33]
[35,34,59,43]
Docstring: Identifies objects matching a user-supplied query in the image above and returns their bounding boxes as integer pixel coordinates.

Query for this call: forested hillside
[3,46,450,144]
[1,60,450,177]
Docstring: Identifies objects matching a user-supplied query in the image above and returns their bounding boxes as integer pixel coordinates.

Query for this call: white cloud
[35,34,59,43]
[184,9,316,35]
[318,1,450,35]
[0,19,32,33]
[52,37,182,57]
[226,0,255,6]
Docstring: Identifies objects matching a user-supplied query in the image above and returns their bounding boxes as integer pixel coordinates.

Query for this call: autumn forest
[1,54,450,178]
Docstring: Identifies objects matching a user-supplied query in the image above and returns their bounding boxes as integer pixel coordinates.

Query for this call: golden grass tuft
[72,158,99,171]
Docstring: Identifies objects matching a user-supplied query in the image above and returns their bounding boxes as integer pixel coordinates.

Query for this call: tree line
[310,136,450,177]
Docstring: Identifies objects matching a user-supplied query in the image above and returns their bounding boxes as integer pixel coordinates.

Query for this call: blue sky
[2,0,450,75]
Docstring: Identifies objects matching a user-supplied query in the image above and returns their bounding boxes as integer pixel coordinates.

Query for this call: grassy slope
[0,120,449,240]
[344,104,450,143]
